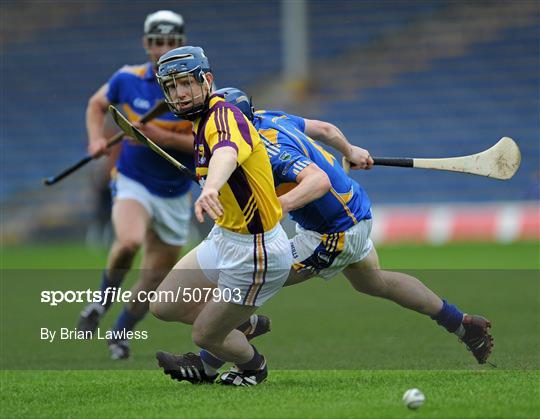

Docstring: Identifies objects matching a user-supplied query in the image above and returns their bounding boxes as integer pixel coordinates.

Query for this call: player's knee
[191,329,209,349]
[117,237,142,256]
[362,281,389,297]
[192,328,219,351]
[149,301,172,321]
[126,300,149,318]
[348,270,389,297]
[139,272,164,291]
[150,301,195,324]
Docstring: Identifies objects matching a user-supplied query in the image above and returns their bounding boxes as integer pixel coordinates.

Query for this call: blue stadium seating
[319,23,539,203]
[1,1,538,209]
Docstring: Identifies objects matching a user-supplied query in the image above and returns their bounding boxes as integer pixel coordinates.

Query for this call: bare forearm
[85,85,111,157]
[281,179,324,212]
[319,127,351,157]
[86,96,108,144]
[305,120,352,158]
[304,119,373,170]
[280,166,331,213]
[206,147,238,191]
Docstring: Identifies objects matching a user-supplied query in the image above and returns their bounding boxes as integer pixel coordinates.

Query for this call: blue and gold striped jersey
[253,110,372,234]
[106,62,194,197]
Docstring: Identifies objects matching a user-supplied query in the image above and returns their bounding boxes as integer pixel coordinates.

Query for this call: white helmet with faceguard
[144,10,185,48]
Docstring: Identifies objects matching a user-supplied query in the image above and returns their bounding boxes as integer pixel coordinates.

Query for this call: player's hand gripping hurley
[342,137,521,180]
[108,105,202,186]
[43,100,169,186]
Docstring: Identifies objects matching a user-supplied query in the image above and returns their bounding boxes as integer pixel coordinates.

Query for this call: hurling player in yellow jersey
[149,46,292,386]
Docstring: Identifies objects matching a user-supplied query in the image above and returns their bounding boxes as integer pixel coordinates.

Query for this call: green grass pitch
[1,241,539,418]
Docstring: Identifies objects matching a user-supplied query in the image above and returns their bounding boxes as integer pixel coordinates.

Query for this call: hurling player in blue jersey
[77,11,196,360]
[217,88,494,366]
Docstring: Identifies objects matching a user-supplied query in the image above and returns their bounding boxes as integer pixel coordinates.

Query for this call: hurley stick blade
[412,137,521,180]
[109,105,200,185]
[342,137,521,180]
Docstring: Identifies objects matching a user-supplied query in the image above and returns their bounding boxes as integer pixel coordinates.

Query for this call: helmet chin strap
[202,73,212,95]
[190,76,206,103]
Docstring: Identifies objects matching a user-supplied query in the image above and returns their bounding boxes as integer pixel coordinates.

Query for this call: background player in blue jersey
[218,88,494,367]
[77,10,196,360]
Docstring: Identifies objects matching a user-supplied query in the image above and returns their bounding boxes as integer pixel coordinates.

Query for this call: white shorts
[112,173,191,246]
[196,224,292,307]
[290,219,373,280]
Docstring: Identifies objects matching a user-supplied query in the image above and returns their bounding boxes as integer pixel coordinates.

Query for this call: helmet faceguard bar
[145,34,185,47]
[158,71,209,120]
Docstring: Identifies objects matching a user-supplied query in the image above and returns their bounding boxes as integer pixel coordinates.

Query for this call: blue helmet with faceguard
[214,87,254,121]
[156,46,212,119]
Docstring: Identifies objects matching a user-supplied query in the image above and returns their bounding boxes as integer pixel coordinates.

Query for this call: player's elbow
[87,91,109,114]
[319,121,337,138]
[298,164,331,199]
[313,171,331,198]
[306,119,334,139]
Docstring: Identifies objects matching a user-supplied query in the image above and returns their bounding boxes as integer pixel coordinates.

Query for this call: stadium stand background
[1,0,538,243]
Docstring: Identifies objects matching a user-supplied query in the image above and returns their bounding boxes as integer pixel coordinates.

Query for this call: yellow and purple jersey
[193,95,282,234]
[253,110,372,234]
[106,62,194,197]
